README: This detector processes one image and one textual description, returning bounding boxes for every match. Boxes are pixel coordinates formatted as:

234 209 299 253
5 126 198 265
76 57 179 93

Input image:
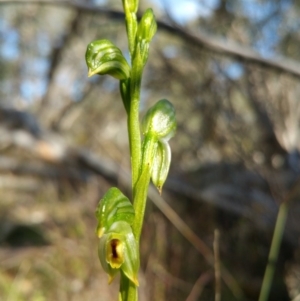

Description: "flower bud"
141 99 176 193
136 8 157 44
135 9 157 66
151 140 171 194
85 39 130 80
142 99 176 142
95 187 135 238
122 0 138 13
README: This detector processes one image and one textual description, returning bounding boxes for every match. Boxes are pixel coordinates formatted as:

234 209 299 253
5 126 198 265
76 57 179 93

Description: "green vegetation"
85 1 176 300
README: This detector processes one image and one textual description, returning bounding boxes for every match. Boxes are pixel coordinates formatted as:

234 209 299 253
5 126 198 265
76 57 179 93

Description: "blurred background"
0 0 300 300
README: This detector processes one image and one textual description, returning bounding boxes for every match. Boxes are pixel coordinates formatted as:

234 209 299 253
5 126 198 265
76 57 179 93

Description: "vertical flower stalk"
85 1 176 300
128 7 157 191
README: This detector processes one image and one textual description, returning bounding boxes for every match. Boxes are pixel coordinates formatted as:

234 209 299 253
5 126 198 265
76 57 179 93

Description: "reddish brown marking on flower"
111 239 119 259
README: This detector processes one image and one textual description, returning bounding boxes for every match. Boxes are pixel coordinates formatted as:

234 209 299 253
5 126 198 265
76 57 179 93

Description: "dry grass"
0 176 215 301
1 173 296 301
0 178 122 301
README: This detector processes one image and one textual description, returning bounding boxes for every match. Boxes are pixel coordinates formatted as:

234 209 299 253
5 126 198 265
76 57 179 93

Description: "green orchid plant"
85 1 176 300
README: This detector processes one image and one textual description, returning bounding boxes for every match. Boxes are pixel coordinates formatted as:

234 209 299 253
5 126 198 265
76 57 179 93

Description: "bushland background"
0 1 300 300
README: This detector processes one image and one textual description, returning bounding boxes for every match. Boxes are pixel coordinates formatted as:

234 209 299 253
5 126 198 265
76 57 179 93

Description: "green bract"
85 39 130 80
95 187 135 238
142 99 176 142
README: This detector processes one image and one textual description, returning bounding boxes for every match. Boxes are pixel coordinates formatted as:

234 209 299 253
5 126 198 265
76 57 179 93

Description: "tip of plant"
88 68 95 77
108 275 115 284
97 227 105 238
157 186 162 195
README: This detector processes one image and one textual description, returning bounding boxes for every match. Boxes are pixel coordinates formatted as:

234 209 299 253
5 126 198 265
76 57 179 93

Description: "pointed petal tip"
97 227 105 238
108 275 115 284
157 186 162 195
108 276 113 284
88 69 95 77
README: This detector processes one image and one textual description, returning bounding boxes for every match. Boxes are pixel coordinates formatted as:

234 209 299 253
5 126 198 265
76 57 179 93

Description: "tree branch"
1 0 300 78
38 9 84 118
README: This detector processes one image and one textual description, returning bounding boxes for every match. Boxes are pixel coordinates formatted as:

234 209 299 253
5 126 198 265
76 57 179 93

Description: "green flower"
141 99 176 192
96 188 139 286
98 222 139 286
142 99 176 142
151 140 171 194
85 39 130 79
95 187 135 238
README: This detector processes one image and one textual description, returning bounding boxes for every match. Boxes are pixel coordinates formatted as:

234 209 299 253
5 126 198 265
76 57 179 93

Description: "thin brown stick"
185 272 213 301
147 187 244 299
213 229 221 301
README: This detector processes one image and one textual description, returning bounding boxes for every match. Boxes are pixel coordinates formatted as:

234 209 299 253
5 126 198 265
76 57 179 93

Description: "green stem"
120 272 137 301
122 115 142 301
122 10 143 301
258 201 289 301
128 51 145 192
121 148 153 301
124 137 155 301
132 135 156 241
128 82 142 191
122 0 141 192
122 67 142 301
